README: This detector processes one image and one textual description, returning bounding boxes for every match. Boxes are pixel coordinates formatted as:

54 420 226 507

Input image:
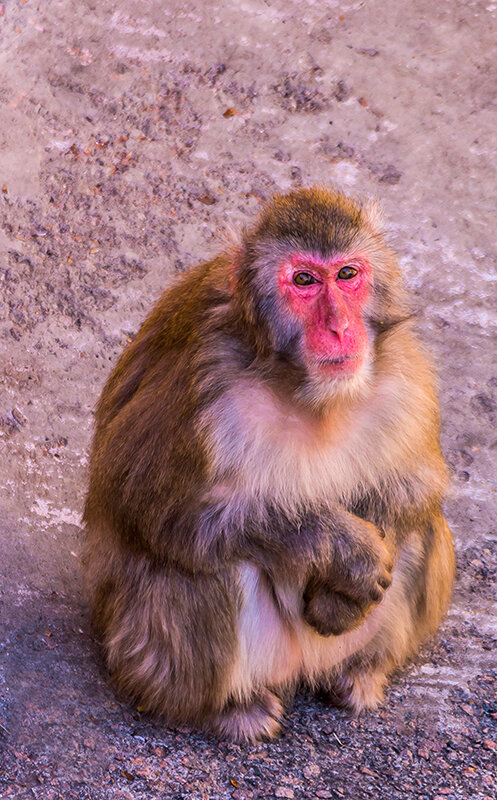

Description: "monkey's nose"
329 317 349 343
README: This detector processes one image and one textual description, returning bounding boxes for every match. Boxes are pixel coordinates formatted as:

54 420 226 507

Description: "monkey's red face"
277 253 372 378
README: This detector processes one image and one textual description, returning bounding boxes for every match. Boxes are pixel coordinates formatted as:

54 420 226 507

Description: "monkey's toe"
378 573 392 590
320 669 386 713
209 690 283 743
347 670 386 713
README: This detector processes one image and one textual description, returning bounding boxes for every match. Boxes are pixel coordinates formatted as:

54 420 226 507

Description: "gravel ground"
0 1 496 798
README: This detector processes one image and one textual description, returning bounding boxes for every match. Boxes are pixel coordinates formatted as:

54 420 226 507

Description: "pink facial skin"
277 253 372 377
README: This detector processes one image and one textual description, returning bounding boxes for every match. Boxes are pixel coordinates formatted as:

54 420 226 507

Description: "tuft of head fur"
249 187 362 255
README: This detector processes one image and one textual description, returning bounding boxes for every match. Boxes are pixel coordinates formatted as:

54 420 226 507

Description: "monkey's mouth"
319 355 358 366
315 354 362 378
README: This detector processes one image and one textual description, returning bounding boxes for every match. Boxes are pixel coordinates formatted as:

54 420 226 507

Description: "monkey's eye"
293 271 318 287
337 266 358 280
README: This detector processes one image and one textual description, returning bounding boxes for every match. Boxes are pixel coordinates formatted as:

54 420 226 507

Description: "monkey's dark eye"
337 266 358 280
293 272 317 286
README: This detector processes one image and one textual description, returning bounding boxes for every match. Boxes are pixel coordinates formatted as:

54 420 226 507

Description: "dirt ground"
0 1 496 798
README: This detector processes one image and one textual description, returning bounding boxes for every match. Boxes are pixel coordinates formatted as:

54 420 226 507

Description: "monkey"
83 187 455 742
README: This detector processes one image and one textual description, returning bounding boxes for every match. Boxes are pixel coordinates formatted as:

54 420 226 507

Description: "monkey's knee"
92 563 239 725
415 515 455 636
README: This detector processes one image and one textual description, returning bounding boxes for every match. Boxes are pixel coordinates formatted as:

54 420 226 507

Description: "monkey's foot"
321 670 386 714
209 690 283 743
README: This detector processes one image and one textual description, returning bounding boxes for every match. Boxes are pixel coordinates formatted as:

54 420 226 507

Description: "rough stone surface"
0 1 496 798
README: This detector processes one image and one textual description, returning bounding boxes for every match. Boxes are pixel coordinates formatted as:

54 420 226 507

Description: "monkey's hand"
302 523 393 637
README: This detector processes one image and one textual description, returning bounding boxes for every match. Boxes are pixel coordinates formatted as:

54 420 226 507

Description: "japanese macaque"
83 187 455 742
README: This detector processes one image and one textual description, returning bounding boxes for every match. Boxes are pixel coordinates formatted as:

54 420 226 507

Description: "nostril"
329 318 349 335
329 322 349 343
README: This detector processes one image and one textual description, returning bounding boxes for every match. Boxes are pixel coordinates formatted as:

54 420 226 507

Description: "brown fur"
83 188 455 741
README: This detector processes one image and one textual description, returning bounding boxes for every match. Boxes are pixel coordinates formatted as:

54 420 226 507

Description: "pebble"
275 787 294 799
303 764 321 778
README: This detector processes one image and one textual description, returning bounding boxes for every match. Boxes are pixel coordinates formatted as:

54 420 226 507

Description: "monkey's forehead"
251 188 363 257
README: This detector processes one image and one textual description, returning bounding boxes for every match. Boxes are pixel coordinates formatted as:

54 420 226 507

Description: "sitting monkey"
84 187 455 741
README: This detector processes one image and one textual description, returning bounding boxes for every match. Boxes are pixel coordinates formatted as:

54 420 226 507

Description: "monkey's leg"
202 562 301 742
321 512 455 713
87 546 242 727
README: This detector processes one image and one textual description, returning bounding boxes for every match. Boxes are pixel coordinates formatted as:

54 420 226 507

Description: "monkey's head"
232 187 408 403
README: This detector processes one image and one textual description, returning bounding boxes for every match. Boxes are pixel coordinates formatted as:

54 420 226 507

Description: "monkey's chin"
301 354 372 409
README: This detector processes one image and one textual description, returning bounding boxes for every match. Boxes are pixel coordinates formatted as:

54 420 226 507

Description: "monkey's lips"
316 354 361 376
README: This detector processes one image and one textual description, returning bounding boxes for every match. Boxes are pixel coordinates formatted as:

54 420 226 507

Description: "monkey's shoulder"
139 256 231 350
95 257 233 427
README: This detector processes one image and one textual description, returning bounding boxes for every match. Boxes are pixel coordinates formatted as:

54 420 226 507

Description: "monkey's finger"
368 585 384 603
378 573 392 590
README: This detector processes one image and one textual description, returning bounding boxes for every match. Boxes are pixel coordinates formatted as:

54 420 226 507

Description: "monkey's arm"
301 514 393 638
178 498 393 637
246 503 393 637
87 421 392 639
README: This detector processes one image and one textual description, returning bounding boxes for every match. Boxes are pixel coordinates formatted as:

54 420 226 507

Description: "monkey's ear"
361 199 386 234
